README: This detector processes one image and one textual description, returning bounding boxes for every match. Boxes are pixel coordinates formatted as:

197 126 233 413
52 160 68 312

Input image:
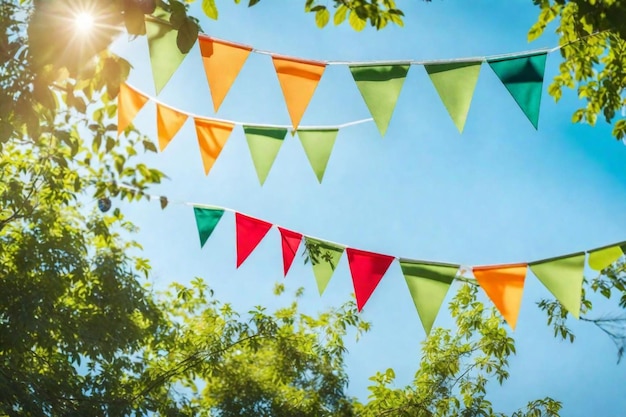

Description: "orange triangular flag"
193 117 234 175
473 263 527 330
198 36 252 112
272 55 326 130
118 83 149 136
156 103 188 151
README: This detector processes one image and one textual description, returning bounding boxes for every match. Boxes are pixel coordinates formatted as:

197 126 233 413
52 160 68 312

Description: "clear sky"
112 1 626 415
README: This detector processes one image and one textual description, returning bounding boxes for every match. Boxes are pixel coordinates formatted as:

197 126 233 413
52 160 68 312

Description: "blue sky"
112 1 626 415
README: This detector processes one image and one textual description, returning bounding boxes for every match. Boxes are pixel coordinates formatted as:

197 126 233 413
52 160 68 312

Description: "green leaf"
124 2 147 36
176 18 198 54
248 0 261 7
143 140 157 153
334 5 348 25
315 8 330 28
349 11 366 31
202 0 218 20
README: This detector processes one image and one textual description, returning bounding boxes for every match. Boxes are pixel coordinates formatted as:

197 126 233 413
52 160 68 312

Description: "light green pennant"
349 64 410 136
424 61 482 133
304 237 345 295
193 207 225 248
146 11 189 95
243 126 288 185
297 129 339 183
530 252 585 318
588 245 624 271
399 259 458 335
488 52 547 129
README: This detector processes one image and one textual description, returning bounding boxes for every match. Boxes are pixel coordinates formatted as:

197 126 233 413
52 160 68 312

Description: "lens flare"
74 12 94 32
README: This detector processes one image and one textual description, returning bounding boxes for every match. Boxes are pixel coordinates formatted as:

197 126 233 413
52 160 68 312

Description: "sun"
74 12 95 33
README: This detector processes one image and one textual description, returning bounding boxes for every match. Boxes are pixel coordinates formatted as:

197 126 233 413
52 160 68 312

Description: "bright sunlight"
74 12 94 33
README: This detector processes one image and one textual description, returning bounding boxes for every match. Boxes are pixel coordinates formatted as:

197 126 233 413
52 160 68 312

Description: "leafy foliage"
529 0 626 140
355 285 562 417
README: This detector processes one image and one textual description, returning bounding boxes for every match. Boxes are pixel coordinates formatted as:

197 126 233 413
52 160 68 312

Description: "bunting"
400 260 457 335
235 213 273 268
243 126 288 185
272 56 326 130
424 61 481 133
145 11 189 95
530 252 585 318
156 103 188 151
278 227 303 276
349 64 410 136
473 263 527 330
156 197 625 332
347 248 395 311
198 36 252 112
588 244 624 271
297 129 339 183
304 237 345 295
117 83 149 136
193 207 225 248
193 117 235 175
488 52 547 129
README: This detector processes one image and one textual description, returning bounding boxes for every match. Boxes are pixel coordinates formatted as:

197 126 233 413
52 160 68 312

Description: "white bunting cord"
113 184 625 270
124 83 373 130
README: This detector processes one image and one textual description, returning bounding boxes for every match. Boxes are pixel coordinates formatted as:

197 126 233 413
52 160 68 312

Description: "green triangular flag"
349 64 410 136
193 207 225 248
399 259 458 335
488 52 547 129
146 11 189 95
424 61 482 133
588 245 624 271
530 252 585 318
243 126 288 185
304 237 345 295
297 129 339 183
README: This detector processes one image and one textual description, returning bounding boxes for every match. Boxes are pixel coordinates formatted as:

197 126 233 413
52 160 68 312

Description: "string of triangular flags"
118 83 372 184
144 15 557 133
128 189 625 335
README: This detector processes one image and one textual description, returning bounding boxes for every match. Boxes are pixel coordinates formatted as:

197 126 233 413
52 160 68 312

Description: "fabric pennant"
156 103 188 151
304 237 345 295
349 64 410 136
194 117 234 175
118 83 149 136
588 244 624 271
472 263 527 330
193 207 225 248
424 61 482 133
297 129 339 183
243 126 288 185
346 248 395 312
278 227 303 277
488 52 547 129
145 11 189 95
530 252 585 318
400 259 458 335
272 56 326 130
198 36 252 112
235 212 273 268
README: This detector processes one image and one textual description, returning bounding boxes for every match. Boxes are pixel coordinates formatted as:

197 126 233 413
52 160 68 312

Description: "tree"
529 0 626 140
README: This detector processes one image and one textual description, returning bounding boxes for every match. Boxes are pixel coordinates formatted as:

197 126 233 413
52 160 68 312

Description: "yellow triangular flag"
193 117 234 175
118 83 149 136
272 55 326 130
156 103 188 152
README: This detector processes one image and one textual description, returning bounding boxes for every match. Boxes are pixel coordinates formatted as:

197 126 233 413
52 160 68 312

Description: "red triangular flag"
346 248 395 311
277 227 302 277
235 212 273 268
